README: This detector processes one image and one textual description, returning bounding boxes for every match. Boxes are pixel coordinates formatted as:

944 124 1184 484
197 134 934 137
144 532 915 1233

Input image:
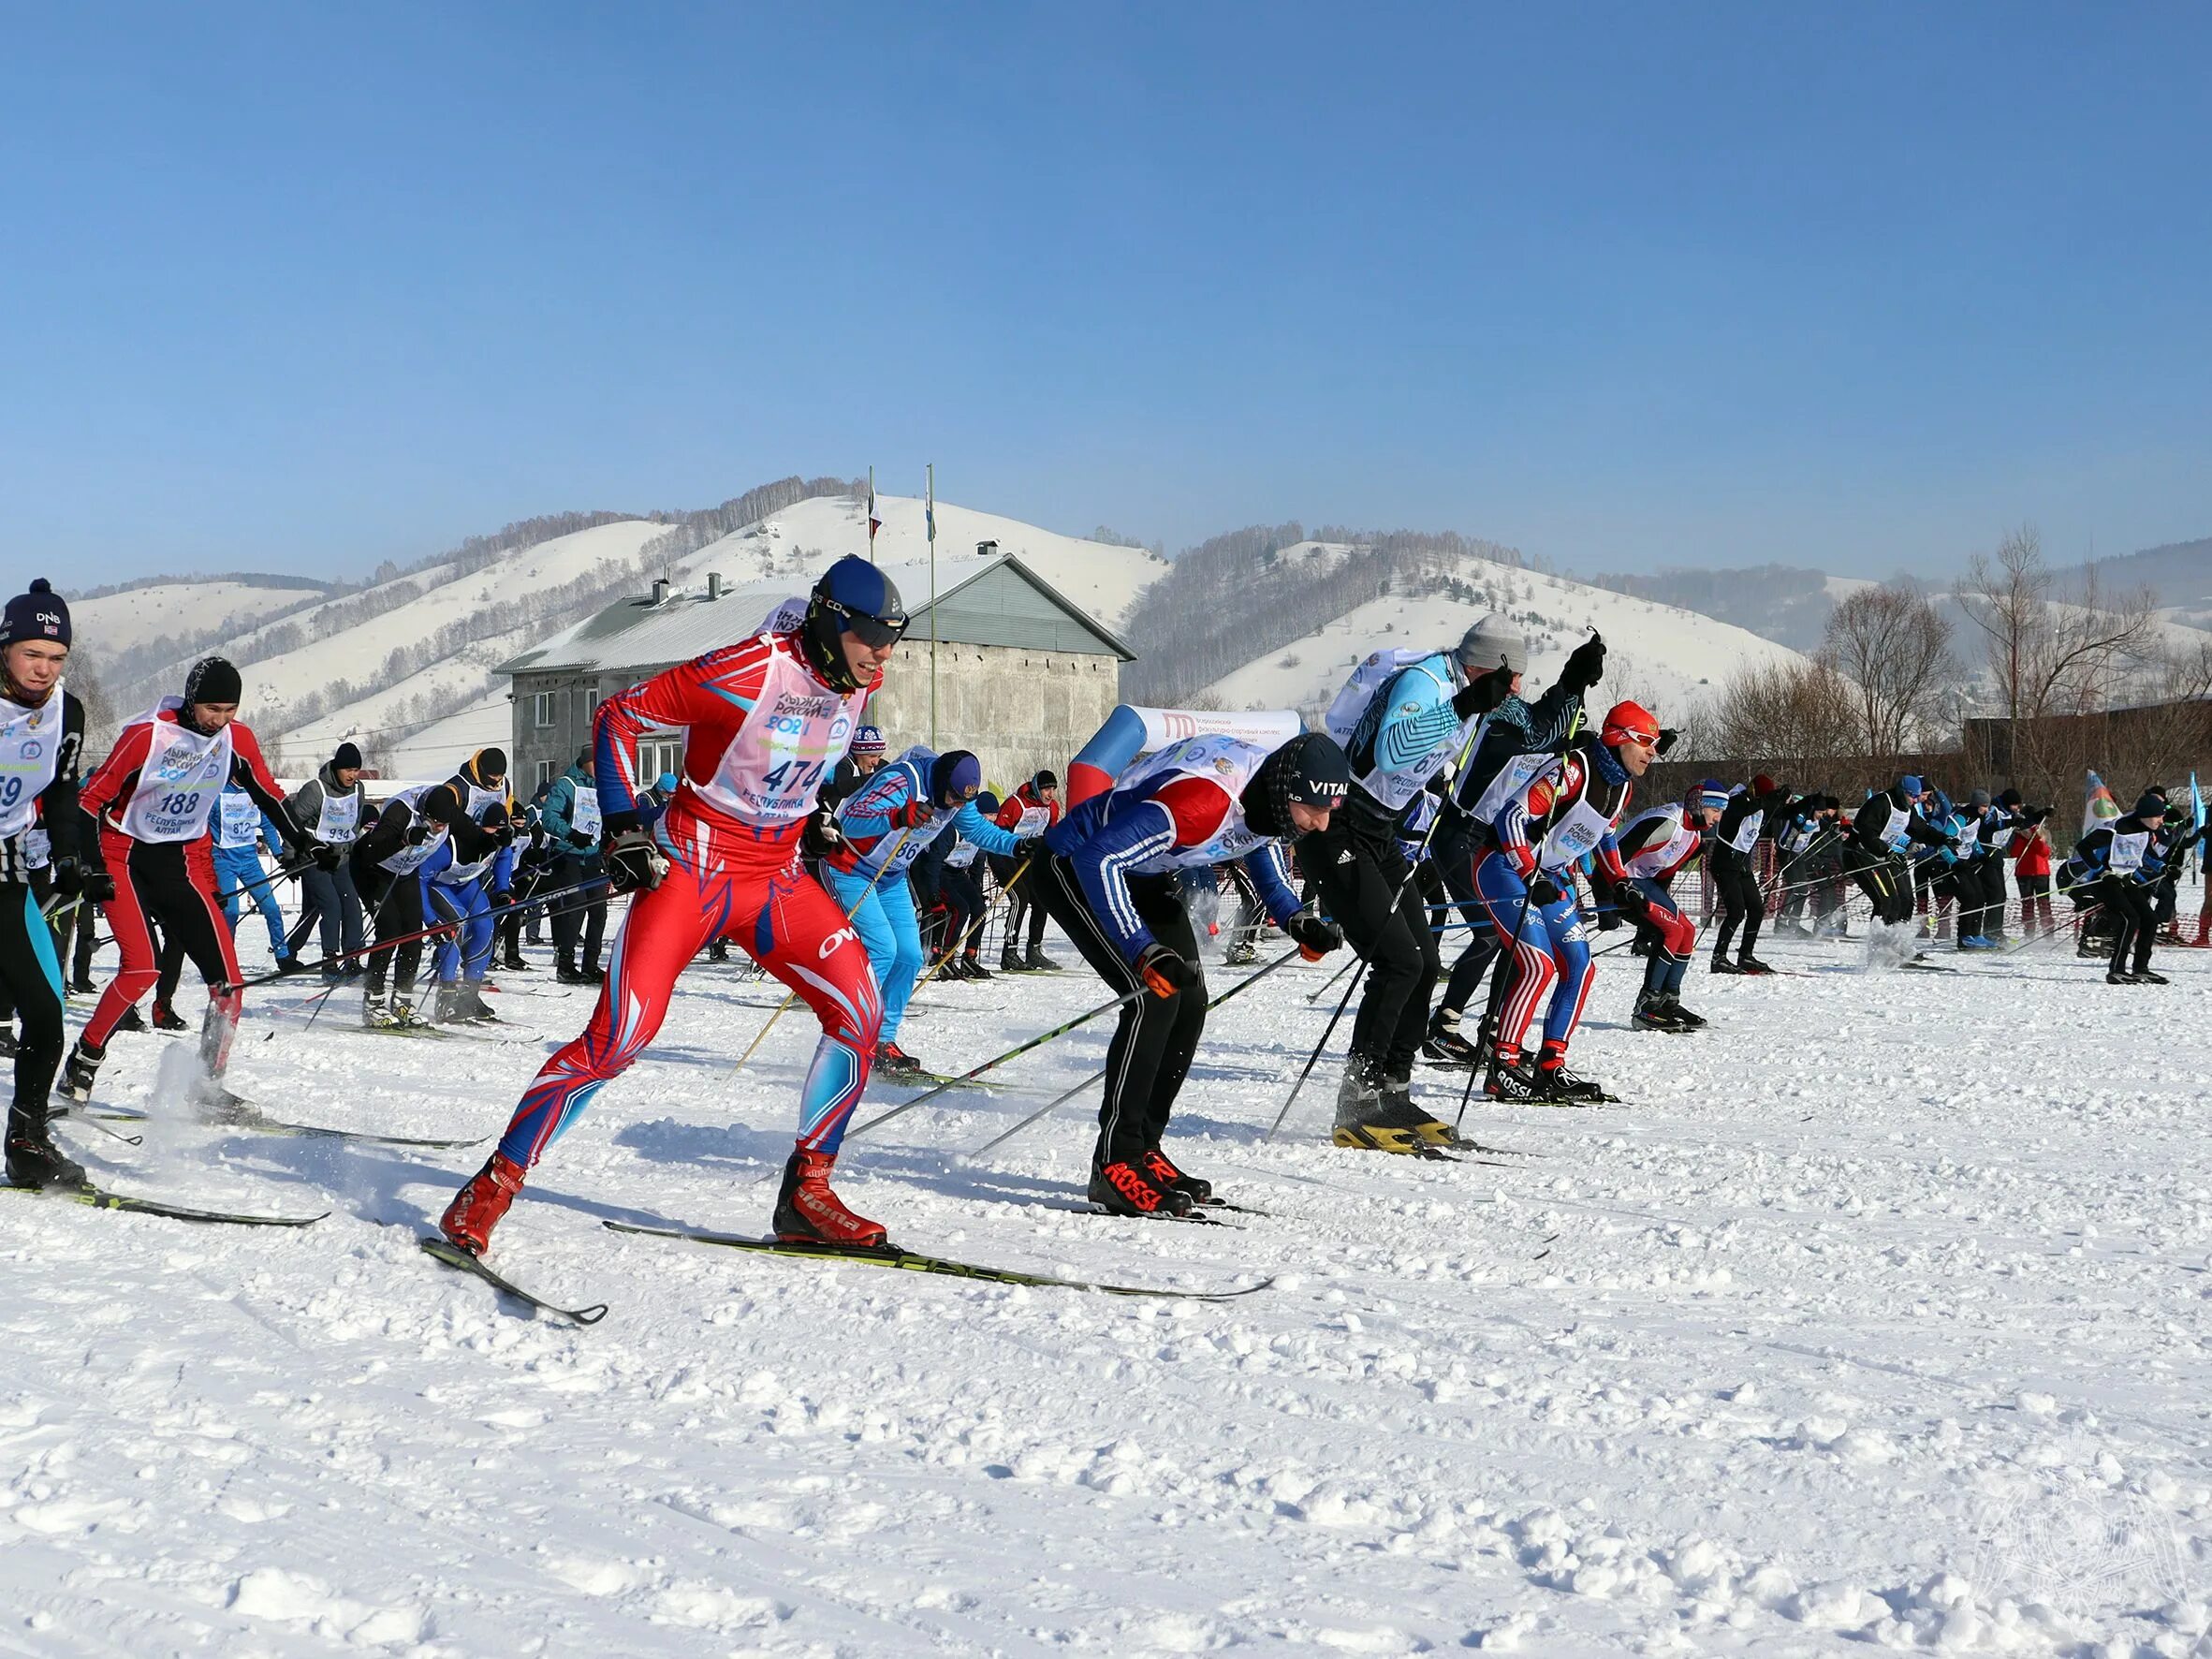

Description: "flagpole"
927 462 938 747
866 465 876 564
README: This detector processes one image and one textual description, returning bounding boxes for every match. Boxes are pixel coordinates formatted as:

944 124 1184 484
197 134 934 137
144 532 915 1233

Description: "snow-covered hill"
75 579 329 658
1199 548 1810 726
657 494 1164 634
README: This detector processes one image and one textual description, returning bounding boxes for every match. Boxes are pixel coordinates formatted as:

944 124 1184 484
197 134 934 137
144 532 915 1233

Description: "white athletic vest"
1326 651 1476 810
22 826 48 870
1780 815 1818 856
1875 800 1912 854
1724 805 1764 855
439 799 509 884
695 638 864 830
1619 804 1698 878
568 783 603 840
316 787 362 844
215 790 262 850
945 838 981 870
1014 805 1050 835
1469 749 1557 831
119 705 233 844
378 785 449 875
1537 786 1618 872
1113 735 1273 875
0 685 65 841
2108 829 2149 876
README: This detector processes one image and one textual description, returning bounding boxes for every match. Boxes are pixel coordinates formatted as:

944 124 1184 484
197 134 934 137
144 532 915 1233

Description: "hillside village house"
494 553 1135 796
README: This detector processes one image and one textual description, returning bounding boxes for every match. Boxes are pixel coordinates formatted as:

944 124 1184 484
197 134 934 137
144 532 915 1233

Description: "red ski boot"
440 1152 525 1256
773 1150 887 1248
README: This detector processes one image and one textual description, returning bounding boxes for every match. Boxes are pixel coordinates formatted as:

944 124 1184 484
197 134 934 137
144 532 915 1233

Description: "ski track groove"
6 927 2211 1653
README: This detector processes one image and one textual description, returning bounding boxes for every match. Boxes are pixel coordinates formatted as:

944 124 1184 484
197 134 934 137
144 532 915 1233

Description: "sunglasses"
826 598 908 647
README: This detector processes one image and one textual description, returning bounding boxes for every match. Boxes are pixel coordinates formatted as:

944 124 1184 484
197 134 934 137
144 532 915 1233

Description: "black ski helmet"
1243 731 1352 838
801 556 908 693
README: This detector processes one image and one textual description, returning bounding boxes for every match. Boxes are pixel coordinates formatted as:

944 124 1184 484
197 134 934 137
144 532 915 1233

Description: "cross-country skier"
1474 699 1659 1103
821 724 886 810
1425 619 1607 1064
1033 729 1349 1204
211 777 301 972
0 581 93 1187
993 770 1063 971
438 555 905 1256
827 744 1025 1078
2064 792 2174 984
65 657 337 1103
1841 775 1952 929
283 741 370 980
424 748 515 1022
1314 622 1531 1145
541 750 608 983
1708 774 1790 975
1604 782 1718 1031
353 778 502 1029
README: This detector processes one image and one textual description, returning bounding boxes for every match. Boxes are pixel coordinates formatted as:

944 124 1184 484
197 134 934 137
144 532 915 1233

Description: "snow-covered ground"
1203 555 1809 726
16 874 2212 1656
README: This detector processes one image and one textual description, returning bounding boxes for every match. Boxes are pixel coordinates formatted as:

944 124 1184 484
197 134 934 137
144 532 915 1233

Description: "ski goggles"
824 597 909 647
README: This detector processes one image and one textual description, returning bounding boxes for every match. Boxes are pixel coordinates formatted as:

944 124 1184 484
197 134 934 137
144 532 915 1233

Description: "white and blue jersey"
835 746 1022 881
1043 734 1302 962
1329 650 1478 816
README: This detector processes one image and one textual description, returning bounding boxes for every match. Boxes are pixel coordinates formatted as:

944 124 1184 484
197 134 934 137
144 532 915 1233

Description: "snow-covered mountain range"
75 488 2212 782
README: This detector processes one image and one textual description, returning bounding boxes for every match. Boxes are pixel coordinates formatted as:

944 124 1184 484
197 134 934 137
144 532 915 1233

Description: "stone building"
493 553 1135 796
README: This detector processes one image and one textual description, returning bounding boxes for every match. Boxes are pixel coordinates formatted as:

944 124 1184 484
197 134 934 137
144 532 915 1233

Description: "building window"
586 688 601 716
533 691 554 728
638 734 681 781
535 759 552 790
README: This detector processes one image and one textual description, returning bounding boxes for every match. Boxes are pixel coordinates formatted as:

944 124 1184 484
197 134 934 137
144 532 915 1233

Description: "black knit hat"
1242 732 1352 839
332 741 363 771
0 580 70 650
183 656 242 706
1033 769 1060 791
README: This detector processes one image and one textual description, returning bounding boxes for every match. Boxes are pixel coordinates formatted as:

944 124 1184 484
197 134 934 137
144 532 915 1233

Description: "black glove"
406 821 435 845
1529 874 1563 905
489 888 513 911
81 868 116 905
51 856 83 898
1450 663 1516 721
1010 837 1046 864
800 804 844 861
1282 907 1343 959
1559 633 1606 695
605 829 668 894
566 830 595 851
1135 940 1199 997
297 839 341 872
2026 806 2052 828
1655 728 1679 756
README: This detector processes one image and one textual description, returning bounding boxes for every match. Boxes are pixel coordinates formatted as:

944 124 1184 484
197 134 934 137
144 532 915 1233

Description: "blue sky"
5 3 2207 592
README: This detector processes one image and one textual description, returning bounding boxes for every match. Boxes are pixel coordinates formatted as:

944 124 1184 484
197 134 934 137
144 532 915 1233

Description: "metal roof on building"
494 552 1135 680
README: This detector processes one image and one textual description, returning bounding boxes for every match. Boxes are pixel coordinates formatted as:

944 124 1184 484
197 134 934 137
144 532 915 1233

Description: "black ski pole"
845 984 1149 1142
963 944 1305 1161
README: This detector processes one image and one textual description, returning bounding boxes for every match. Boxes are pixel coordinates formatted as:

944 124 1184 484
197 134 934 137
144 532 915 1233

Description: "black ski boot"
1534 1048 1607 1105
61 1037 102 1102
1709 955 1743 976
5 1103 85 1190
1222 941 1257 966
1000 945 1026 974
1024 947 1062 972
1140 1146 1213 1206
1735 954 1775 976
1661 993 1707 1030
151 999 188 1032
2106 967 2144 985
113 1004 147 1034
1485 1055 1543 1104
1090 1156 1192 1218
1631 991 1680 1032
961 953 993 980
1421 1010 1482 1066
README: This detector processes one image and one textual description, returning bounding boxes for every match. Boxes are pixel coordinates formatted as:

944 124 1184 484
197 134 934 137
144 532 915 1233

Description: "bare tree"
1709 657 1860 770
1956 525 2159 727
1819 584 1956 766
